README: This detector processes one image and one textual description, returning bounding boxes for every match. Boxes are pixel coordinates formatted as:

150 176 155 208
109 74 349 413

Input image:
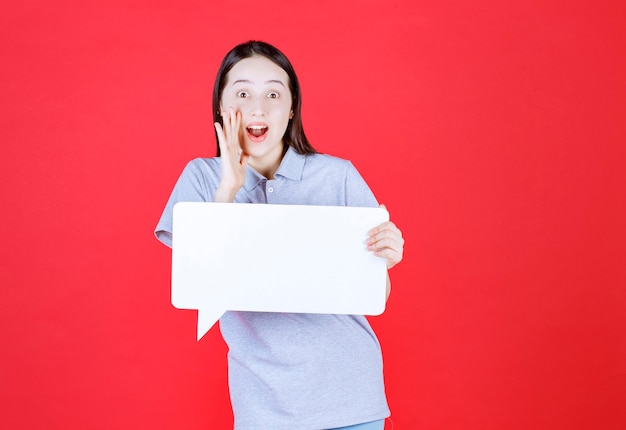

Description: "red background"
2 1 625 429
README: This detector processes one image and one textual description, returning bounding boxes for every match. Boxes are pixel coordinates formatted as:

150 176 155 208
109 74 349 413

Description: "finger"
368 236 401 251
239 152 250 168
367 225 403 246
234 110 243 153
367 231 404 263
223 112 234 144
214 122 228 153
223 107 243 155
368 221 399 236
228 106 239 138
234 108 241 132
373 247 403 269
368 242 404 263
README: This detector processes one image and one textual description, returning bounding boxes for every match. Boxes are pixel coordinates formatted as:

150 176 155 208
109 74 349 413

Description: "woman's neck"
249 144 288 179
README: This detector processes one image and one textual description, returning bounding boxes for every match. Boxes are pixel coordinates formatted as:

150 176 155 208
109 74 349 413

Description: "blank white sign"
172 202 389 340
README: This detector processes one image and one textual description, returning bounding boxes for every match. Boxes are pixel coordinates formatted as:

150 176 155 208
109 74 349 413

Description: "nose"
247 97 265 117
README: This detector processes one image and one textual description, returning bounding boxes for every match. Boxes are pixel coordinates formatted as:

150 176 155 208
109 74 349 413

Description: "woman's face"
220 55 292 172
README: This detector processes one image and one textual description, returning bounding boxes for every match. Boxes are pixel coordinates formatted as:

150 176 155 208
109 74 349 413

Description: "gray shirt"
155 147 390 429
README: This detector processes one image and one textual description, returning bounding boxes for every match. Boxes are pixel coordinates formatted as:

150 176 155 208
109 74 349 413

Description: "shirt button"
268 187 274 193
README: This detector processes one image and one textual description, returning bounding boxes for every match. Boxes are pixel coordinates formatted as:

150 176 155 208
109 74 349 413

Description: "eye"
268 91 279 99
236 91 249 98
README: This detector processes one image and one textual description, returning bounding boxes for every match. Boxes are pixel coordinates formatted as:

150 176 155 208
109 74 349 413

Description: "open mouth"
246 125 268 140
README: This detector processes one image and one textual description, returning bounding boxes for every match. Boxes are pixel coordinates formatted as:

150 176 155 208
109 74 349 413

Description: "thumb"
240 153 250 168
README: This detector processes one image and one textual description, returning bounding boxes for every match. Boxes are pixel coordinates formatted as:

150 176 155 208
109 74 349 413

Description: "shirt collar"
275 146 306 181
243 146 306 191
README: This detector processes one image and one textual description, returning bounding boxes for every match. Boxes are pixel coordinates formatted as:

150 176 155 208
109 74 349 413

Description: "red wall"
2 1 625 429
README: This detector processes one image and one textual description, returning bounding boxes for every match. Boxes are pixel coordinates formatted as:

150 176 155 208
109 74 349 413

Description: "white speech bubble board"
172 202 389 340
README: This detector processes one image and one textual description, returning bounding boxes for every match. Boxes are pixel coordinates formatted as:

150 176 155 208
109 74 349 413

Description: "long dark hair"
212 41 316 156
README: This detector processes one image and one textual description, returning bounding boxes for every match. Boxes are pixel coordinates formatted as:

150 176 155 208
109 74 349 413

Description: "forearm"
213 183 239 202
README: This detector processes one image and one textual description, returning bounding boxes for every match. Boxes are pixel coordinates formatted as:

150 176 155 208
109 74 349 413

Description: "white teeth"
248 125 267 130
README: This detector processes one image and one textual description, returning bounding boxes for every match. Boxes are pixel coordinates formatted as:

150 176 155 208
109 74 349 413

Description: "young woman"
155 41 404 430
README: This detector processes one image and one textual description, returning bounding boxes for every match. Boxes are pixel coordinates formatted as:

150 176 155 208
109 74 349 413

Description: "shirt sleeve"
344 161 379 208
154 159 216 248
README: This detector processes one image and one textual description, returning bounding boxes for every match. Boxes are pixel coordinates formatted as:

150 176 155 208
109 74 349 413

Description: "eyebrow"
231 79 286 87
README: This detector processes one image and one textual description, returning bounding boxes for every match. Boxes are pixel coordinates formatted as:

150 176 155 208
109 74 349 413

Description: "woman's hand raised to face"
367 205 404 269
214 107 250 202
